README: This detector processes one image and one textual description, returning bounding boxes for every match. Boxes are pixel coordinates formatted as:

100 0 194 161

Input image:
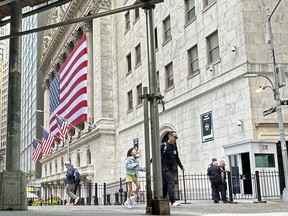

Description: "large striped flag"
41 129 55 156
49 34 88 136
57 115 69 143
32 139 42 162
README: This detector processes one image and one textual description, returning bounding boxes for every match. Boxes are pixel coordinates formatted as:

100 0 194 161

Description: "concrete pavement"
1 199 288 216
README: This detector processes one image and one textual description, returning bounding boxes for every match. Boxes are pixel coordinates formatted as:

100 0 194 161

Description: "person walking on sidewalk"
124 147 145 209
161 131 184 207
65 161 80 205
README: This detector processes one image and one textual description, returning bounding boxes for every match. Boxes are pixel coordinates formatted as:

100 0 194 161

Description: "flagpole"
56 114 81 133
40 125 61 140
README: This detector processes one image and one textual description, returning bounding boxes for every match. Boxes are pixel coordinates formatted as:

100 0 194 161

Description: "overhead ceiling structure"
0 0 61 20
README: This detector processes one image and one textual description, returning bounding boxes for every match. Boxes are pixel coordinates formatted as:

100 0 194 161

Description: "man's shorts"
126 174 137 183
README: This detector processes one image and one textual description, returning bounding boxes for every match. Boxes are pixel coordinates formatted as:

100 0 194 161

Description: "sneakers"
124 199 132 209
130 195 137 205
74 197 80 205
171 202 180 207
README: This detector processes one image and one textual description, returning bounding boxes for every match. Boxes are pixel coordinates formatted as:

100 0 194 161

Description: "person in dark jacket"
219 160 228 203
65 161 80 205
161 131 184 206
207 161 224 203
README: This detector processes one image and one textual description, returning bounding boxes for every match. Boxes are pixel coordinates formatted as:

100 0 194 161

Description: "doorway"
241 152 252 194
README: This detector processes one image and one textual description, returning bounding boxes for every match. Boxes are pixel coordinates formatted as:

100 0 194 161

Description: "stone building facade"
37 0 288 199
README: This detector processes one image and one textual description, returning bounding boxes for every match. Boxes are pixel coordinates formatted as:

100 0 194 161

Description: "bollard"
80 197 85 205
119 178 124 204
181 169 191 204
106 194 112 205
114 192 121 205
64 199 67 206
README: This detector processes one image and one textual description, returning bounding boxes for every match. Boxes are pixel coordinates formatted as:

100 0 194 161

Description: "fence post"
254 171 266 203
181 169 190 204
119 177 123 204
94 183 98 205
88 183 92 205
103 183 107 205
227 171 236 203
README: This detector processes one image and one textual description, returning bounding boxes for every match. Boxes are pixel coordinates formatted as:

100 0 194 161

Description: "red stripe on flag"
49 34 88 136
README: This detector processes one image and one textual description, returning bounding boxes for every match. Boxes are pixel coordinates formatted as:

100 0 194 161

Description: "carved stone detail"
82 20 93 33
89 0 111 14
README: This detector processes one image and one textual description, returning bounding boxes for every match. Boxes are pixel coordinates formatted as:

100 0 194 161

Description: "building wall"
37 0 288 199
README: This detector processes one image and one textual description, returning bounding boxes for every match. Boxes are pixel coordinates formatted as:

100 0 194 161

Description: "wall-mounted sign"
200 111 214 143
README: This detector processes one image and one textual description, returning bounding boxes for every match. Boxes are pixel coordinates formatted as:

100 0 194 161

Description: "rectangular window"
134 7 140 21
255 153 275 168
188 45 199 75
136 83 142 105
207 31 220 64
127 90 133 111
126 53 132 73
125 11 130 31
135 44 141 66
165 62 174 88
163 16 171 42
154 27 158 49
204 0 215 8
186 0 196 22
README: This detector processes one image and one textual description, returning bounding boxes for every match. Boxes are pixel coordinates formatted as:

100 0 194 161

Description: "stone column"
0 0 27 210
42 80 51 129
83 21 94 125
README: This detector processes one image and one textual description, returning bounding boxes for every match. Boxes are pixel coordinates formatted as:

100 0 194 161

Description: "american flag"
49 34 88 136
41 129 55 156
32 139 42 162
57 116 69 143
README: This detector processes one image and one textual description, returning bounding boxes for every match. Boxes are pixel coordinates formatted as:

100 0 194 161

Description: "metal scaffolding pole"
143 1 170 214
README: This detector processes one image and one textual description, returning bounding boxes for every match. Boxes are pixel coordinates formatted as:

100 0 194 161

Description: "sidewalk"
1 199 288 216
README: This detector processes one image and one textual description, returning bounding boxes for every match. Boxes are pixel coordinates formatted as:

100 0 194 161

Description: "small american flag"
49 34 88 136
32 139 42 162
57 116 69 143
41 129 55 156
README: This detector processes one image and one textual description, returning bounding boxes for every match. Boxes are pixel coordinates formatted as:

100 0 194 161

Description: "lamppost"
244 72 288 200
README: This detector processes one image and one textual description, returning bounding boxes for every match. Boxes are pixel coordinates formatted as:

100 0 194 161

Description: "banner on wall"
200 111 214 143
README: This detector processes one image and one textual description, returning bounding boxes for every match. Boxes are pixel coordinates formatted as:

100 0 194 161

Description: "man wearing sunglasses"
161 131 184 207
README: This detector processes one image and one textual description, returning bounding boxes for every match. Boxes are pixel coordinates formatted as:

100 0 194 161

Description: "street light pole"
266 0 288 200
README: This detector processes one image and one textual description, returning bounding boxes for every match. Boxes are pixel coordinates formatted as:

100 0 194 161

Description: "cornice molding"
89 0 111 14
39 0 86 76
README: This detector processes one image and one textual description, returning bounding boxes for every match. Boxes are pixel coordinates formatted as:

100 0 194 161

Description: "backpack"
74 169 81 183
161 142 167 159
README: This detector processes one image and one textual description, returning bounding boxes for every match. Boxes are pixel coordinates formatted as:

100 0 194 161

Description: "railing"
27 170 282 205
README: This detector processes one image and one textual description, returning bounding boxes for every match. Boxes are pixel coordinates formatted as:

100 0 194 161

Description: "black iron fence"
27 170 282 205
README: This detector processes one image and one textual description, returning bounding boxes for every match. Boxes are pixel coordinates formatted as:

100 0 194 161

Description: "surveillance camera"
237 120 242 126
231 46 237 52
209 66 214 72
